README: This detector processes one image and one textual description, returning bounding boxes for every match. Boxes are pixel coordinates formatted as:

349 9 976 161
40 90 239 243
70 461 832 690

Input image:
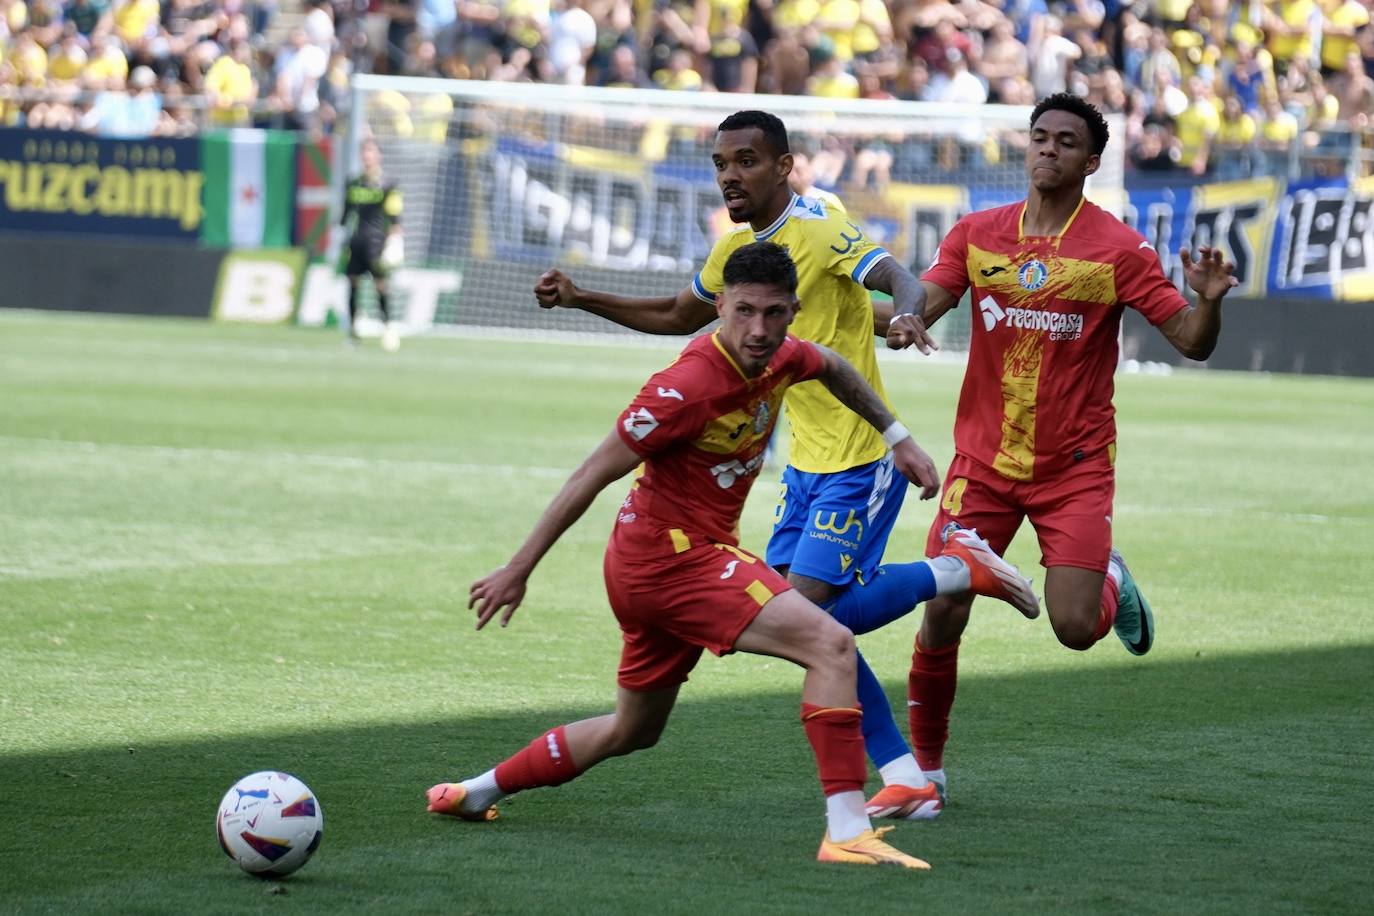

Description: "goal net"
345 75 1126 352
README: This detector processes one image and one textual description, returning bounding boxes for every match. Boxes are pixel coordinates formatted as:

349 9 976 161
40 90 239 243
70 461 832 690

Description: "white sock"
922 767 947 789
928 555 971 595
825 791 873 843
460 768 506 812
878 753 929 788
1107 554 1124 590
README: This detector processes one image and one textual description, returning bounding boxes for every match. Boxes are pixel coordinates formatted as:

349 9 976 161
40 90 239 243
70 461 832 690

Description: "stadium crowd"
1 0 1372 176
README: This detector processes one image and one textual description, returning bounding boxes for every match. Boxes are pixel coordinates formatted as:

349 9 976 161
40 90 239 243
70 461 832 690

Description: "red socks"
801 704 865 796
908 638 959 772
494 726 582 793
1094 574 1121 642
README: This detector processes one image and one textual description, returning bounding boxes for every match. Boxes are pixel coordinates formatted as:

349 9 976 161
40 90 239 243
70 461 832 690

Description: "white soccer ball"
216 771 324 878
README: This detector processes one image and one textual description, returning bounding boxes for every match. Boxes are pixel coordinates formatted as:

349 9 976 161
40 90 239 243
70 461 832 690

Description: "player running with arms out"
341 138 404 352
430 243 1036 866
533 111 1030 822
882 92 1238 801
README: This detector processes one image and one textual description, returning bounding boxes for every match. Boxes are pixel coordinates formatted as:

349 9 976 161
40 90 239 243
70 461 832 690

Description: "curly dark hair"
716 110 791 159
1030 93 1110 155
722 241 798 296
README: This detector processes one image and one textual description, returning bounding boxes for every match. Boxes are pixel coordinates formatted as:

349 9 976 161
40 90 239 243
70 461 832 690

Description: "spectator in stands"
1226 40 1274 114
706 6 757 92
48 31 89 85
1319 0 1370 75
545 0 595 84
653 46 703 89
806 48 859 98
1258 90 1301 156
928 45 986 105
205 38 256 125
65 0 112 40
1131 122 1178 171
1175 73 1220 175
1332 48 1374 126
1213 92 1259 178
83 63 161 135
1264 0 1320 77
274 26 328 131
978 18 1029 96
598 42 651 87
1029 15 1080 98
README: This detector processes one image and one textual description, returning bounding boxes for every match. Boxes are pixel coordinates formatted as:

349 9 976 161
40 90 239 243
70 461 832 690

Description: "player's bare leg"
1044 554 1152 655
735 591 929 869
427 686 679 820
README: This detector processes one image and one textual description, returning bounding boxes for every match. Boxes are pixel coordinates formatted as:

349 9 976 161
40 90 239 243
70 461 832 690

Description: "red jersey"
923 198 1188 482
612 332 826 558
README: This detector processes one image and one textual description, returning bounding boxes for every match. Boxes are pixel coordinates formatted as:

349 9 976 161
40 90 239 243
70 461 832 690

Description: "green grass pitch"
2 309 1371 915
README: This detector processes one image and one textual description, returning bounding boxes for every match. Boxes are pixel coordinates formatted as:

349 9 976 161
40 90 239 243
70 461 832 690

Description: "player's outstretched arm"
865 258 939 354
469 431 641 631
874 279 961 351
534 269 717 335
814 345 941 499
1158 245 1239 361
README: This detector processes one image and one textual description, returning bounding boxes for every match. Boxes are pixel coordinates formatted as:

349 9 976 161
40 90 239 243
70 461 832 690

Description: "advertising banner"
0 127 202 239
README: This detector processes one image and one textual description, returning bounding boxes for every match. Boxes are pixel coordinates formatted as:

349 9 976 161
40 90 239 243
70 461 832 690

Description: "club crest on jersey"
752 401 771 434
1018 259 1049 291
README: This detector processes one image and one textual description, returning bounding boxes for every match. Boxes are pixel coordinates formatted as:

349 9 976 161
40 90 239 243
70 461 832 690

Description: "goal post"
345 74 1126 351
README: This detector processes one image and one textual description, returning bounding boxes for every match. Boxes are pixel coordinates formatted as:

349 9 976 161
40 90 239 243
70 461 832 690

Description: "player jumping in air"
533 111 1018 822
430 243 1038 866
882 93 1239 801
341 138 404 352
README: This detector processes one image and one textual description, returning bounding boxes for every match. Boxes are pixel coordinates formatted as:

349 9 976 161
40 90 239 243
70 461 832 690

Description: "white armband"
881 421 910 448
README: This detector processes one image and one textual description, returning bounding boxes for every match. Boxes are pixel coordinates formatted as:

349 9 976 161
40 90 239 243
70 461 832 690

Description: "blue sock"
855 649 909 768
826 562 938 637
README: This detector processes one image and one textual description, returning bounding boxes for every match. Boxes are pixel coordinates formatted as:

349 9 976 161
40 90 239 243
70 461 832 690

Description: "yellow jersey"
692 193 895 473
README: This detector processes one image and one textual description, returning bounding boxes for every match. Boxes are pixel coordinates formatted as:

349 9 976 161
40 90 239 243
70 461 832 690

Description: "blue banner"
0 128 202 240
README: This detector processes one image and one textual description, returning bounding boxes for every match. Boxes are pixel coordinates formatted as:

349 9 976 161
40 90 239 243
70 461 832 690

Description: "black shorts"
345 243 387 278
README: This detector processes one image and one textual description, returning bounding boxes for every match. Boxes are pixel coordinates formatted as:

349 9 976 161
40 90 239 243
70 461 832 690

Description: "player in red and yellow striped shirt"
884 93 1239 801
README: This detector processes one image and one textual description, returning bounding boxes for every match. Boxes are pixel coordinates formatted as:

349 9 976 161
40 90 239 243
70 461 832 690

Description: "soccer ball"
216 771 324 878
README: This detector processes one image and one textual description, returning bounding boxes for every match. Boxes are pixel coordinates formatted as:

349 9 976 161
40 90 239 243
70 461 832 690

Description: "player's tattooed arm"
535 270 716 335
865 258 938 355
814 345 941 498
469 431 641 630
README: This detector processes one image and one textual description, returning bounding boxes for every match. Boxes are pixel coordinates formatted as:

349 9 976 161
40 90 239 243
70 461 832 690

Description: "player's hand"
886 312 939 355
1180 246 1239 302
891 438 941 500
535 269 579 310
469 565 529 630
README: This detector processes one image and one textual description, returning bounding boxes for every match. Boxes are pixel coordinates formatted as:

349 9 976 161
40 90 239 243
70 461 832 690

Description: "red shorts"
604 536 792 692
924 451 1115 572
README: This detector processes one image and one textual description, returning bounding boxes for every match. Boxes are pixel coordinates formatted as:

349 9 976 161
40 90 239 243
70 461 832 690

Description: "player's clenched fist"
535 269 579 310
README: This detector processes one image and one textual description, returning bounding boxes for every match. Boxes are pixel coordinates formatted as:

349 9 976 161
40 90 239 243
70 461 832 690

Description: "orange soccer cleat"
817 827 931 870
425 783 499 822
865 782 943 820
940 527 1040 619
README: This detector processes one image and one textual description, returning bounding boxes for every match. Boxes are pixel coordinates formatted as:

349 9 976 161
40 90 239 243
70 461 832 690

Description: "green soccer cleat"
1111 548 1154 656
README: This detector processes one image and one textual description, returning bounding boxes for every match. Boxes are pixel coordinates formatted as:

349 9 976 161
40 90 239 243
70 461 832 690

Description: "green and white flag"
202 129 296 248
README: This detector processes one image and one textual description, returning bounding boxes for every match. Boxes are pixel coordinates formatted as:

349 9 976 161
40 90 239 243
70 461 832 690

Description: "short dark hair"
716 110 790 158
723 241 798 297
1030 93 1110 155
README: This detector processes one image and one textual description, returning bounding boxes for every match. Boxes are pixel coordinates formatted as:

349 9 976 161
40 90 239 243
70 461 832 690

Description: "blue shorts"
765 453 908 587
